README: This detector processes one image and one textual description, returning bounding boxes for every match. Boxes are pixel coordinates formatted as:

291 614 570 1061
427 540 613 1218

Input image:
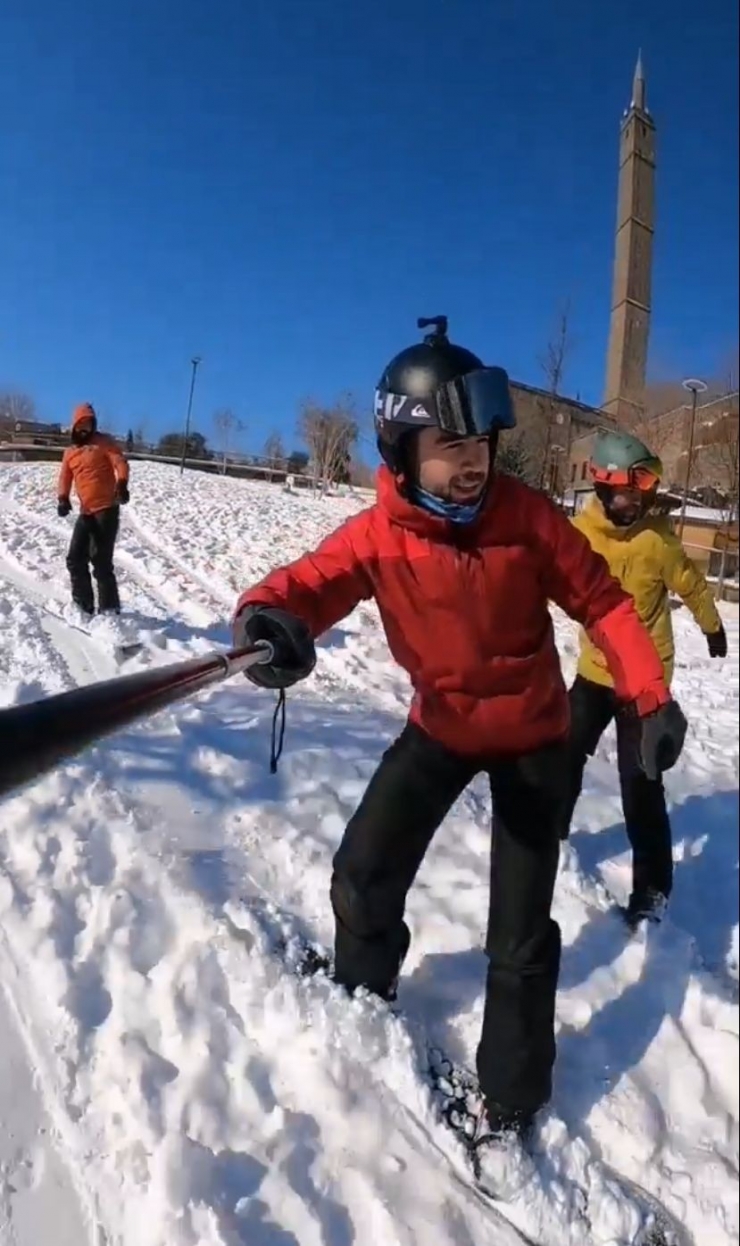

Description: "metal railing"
0 436 322 488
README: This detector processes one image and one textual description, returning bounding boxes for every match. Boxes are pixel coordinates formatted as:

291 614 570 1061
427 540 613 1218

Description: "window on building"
581 461 589 480
570 462 576 483
708 550 739 582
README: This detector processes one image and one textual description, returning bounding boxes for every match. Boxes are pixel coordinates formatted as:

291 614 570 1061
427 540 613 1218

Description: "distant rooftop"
510 379 616 428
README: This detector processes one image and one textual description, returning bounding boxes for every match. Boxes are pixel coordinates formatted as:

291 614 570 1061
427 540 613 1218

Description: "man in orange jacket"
231 317 688 1154
57 403 130 615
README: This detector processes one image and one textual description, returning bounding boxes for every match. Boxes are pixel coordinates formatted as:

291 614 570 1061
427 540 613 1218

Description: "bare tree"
348 456 375 488
721 346 739 396
692 405 740 595
263 432 286 482
497 431 530 482
0 390 37 427
299 394 358 488
639 381 691 420
213 408 245 473
626 361 740 494
286 449 310 475
621 403 680 489
534 301 573 492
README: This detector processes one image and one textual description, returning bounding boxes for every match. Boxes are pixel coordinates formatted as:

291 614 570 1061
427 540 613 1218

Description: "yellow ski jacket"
572 498 722 688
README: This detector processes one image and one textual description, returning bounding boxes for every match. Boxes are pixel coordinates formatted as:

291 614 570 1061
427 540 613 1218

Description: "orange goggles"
590 461 661 493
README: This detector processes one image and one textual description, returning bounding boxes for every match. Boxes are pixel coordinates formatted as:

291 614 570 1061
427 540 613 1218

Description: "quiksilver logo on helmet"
410 404 428 419
375 392 421 424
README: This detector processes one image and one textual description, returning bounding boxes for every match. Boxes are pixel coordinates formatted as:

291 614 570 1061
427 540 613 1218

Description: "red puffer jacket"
235 468 669 758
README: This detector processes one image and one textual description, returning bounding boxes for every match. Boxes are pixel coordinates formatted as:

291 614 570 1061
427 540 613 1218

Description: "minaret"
603 53 656 424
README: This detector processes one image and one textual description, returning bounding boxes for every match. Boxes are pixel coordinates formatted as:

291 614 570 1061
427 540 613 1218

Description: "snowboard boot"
476 1101 535 1148
296 942 402 1003
471 1101 537 1198
64 601 94 626
624 887 668 929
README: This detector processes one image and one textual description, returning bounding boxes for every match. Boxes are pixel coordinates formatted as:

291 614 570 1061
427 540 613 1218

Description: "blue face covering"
410 484 485 525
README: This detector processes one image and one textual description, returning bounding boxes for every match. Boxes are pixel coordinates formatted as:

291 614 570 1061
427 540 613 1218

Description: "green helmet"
590 429 662 488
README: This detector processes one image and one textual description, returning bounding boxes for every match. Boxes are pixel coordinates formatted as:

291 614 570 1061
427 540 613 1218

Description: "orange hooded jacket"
57 404 129 515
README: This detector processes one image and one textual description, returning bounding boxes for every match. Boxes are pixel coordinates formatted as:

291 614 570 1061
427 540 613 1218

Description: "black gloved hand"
706 625 727 659
636 699 688 782
115 481 130 505
57 497 71 518
234 606 316 690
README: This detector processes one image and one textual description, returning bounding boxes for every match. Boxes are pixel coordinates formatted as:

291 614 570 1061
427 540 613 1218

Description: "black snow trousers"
560 676 673 898
66 507 121 615
330 722 564 1117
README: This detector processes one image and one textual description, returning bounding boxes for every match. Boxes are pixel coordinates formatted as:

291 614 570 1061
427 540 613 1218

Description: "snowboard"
286 936 689 1246
53 609 144 664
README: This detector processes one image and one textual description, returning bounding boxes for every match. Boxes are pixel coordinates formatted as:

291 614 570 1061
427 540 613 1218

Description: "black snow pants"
66 507 121 615
330 722 564 1117
560 676 673 898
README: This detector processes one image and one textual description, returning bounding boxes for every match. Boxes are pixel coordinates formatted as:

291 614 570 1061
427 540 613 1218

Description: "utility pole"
180 356 202 476
678 377 708 541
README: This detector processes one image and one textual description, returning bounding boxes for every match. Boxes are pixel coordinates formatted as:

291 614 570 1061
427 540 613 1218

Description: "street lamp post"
180 356 202 476
678 377 708 541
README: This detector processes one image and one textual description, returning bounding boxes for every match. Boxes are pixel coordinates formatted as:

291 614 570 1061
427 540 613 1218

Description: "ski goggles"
375 366 516 438
590 457 662 492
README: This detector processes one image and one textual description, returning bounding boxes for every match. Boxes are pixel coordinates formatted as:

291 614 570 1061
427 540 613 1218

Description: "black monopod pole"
0 642 273 800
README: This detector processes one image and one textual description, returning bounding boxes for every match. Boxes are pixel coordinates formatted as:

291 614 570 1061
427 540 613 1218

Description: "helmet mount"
417 315 449 345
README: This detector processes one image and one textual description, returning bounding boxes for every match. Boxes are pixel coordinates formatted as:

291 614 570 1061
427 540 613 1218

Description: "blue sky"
1 0 737 460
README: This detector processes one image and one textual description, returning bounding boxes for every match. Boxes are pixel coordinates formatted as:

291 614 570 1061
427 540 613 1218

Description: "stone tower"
603 54 656 424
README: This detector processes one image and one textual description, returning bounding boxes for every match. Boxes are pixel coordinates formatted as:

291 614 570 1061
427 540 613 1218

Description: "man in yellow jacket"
560 429 728 926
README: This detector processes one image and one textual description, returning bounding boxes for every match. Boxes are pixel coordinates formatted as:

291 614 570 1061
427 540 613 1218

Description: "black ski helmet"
374 316 516 474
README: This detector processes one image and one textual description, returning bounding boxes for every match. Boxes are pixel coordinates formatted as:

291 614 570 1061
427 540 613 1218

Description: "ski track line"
0 502 226 655
0 495 210 632
0 562 126 1241
0 557 114 687
125 513 412 716
0 936 108 1246
0 515 75 605
122 513 235 611
561 845 740 1010
0 503 184 630
113 546 220 631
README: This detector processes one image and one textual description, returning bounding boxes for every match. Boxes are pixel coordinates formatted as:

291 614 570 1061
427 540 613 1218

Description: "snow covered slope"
0 462 737 1246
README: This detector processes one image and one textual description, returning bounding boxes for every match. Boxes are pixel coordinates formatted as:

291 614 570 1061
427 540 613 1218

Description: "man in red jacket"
233 317 686 1152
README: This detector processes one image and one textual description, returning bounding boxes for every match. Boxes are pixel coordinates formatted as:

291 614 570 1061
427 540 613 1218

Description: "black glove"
115 481 130 505
706 625 727 659
635 699 688 782
234 606 316 690
57 497 71 518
